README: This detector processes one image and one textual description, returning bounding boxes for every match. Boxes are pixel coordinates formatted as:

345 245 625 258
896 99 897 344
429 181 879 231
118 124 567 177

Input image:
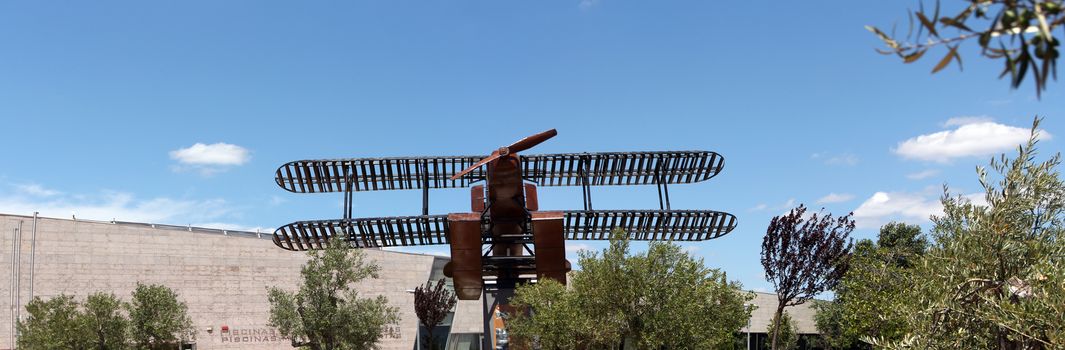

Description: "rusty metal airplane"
271 129 737 347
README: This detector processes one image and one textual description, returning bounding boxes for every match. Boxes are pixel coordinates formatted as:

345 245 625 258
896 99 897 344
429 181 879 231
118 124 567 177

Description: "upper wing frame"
521 150 723 187
275 151 724 193
275 156 485 193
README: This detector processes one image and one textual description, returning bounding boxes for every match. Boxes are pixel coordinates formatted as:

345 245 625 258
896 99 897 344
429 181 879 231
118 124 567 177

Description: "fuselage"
445 146 568 301
485 154 527 258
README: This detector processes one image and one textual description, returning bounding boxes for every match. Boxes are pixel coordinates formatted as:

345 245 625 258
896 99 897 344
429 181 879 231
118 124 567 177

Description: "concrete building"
747 291 820 330
740 292 828 350
0 213 482 350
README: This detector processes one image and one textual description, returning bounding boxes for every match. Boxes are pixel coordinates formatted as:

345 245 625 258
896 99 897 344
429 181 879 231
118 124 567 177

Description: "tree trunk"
424 326 434 350
771 305 784 350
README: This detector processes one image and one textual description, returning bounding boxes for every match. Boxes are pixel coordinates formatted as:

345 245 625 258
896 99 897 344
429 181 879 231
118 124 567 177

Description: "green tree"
877 119 1065 349
127 283 194 350
876 222 928 268
507 230 754 349
766 311 799 350
414 278 457 350
869 1 1065 97
815 223 929 348
81 292 130 350
507 279 586 349
268 237 400 350
812 299 850 350
17 295 90 350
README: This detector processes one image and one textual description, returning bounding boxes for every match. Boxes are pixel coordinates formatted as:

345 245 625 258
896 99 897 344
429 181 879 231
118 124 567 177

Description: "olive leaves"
869 1 1064 97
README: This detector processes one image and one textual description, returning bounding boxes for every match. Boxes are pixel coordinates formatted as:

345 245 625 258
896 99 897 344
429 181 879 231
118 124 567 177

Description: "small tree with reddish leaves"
762 204 854 350
414 279 457 350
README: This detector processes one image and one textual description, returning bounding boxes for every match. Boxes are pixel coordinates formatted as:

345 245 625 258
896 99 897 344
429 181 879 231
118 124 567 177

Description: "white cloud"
851 190 984 229
942 116 993 127
268 195 286 206
753 199 801 216
14 184 61 197
169 143 250 175
852 191 942 229
894 122 1049 162
0 183 242 227
754 197 800 217
906 169 940 180
579 0 599 10
811 152 859 166
566 243 593 253
170 143 250 165
194 222 273 233
753 199 801 214
816 193 854 204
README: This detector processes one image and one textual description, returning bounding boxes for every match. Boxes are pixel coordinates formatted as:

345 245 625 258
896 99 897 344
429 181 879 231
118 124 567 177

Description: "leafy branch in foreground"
869 0 1064 97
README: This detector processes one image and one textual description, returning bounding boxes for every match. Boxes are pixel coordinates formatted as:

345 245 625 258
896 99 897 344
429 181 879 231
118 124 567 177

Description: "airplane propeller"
450 128 558 180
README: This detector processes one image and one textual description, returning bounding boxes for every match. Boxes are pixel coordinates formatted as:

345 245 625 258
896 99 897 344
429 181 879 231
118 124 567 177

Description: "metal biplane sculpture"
271 129 737 347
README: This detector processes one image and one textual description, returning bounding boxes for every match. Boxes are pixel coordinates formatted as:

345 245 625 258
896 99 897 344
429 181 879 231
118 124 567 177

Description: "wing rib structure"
272 215 450 251
564 209 737 241
274 151 723 193
272 210 736 251
275 156 484 193
522 151 723 187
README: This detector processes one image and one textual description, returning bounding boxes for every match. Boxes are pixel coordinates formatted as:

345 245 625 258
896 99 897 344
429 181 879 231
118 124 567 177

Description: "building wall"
0 214 441 350
744 291 821 334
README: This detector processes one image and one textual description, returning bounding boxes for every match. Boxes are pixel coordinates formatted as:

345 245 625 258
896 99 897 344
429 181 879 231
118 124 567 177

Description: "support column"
482 285 515 350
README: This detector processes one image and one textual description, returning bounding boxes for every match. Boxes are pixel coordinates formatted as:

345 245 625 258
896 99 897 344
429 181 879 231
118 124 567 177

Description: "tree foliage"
876 222 929 268
17 289 186 350
17 295 90 350
414 278 457 350
268 237 399 350
127 283 194 350
875 119 1065 349
762 205 854 350
766 311 799 350
82 292 131 350
869 0 1065 97
815 223 929 348
812 299 850 350
507 230 753 349
507 279 586 349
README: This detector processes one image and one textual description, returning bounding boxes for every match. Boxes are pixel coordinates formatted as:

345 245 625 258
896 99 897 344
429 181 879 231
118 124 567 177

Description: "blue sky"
1 1 1062 293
